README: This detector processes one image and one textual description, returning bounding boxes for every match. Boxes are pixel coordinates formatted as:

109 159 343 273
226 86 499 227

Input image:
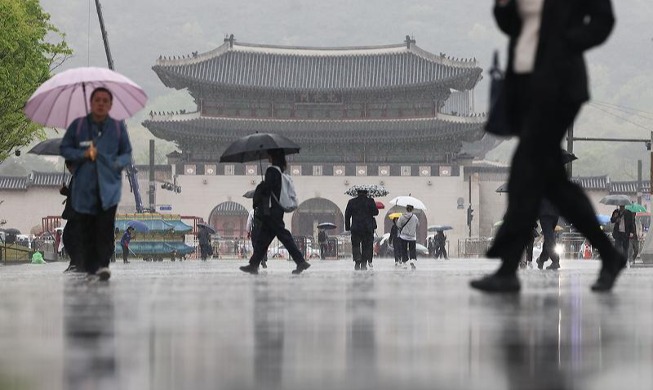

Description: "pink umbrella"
375 201 385 209
24 67 148 128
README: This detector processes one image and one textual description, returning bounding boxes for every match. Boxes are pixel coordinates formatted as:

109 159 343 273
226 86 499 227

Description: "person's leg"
408 240 416 260
351 233 363 266
122 244 128 263
361 232 374 268
399 239 408 263
95 206 117 269
393 239 401 264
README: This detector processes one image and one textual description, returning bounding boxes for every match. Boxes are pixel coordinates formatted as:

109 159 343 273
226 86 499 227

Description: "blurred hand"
84 144 97 161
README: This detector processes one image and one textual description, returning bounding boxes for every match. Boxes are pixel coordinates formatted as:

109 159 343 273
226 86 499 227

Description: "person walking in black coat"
472 0 624 293
345 189 379 270
610 205 635 259
239 149 311 275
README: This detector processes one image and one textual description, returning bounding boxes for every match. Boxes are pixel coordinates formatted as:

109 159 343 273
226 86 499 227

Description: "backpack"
270 166 298 212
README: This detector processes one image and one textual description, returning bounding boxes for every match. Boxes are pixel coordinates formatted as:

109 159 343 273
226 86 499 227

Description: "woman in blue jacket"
60 87 133 281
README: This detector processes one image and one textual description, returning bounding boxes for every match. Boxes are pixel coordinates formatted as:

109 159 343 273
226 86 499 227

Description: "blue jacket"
120 230 132 247
60 115 132 214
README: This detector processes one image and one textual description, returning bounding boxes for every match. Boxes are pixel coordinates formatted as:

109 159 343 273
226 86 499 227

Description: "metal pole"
468 177 472 238
638 160 643 205
149 140 155 211
566 123 574 178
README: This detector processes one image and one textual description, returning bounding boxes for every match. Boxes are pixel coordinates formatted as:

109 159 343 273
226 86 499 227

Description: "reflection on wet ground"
1 259 652 390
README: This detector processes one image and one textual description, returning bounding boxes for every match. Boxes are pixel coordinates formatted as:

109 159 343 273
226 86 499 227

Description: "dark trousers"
613 232 630 258
399 239 416 262
121 244 129 262
392 238 402 262
250 224 267 262
63 218 82 270
320 243 327 259
248 211 304 267
435 243 447 259
77 206 117 275
538 216 560 264
351 232 373 264
488 75 616 276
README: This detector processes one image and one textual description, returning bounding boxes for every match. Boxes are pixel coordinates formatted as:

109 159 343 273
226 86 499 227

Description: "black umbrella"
496 183 509 193
317 222 337 230
243 190 255 199
599 194 632 206
197 223 216 234
28 138 63 156
219 133 300 163
345 184 389 198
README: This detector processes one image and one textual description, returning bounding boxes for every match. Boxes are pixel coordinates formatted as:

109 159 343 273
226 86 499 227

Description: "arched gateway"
291 198 344 241
208 201 249 239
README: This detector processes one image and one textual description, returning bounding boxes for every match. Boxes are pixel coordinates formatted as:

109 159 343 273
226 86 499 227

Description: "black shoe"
354 262 361 270
546 262 560 270
591 252 626 292
124 260 130 264
536 258 545 270
360 263 368 270
63 265 76 273
470 273 521 293
292 261 311 275
261 261 267 269
239 264 259 275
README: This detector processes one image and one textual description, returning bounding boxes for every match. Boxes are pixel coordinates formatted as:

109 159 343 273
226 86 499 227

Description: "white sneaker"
96 267 111 281
368 262 373 269
409 259 416 269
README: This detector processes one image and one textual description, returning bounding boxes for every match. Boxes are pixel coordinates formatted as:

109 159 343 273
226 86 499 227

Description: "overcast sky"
37 0 653 177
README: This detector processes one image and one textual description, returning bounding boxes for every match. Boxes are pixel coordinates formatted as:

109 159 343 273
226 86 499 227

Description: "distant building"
142 36 499 245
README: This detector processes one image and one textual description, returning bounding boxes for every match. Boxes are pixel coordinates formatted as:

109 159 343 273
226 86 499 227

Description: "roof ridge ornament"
224 34 235 48
404 35 416 49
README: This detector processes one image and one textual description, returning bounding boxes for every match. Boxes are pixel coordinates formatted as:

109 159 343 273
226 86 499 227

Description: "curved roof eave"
153 65 483 93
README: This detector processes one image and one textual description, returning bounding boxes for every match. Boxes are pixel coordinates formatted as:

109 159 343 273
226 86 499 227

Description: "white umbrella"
388 196 427 211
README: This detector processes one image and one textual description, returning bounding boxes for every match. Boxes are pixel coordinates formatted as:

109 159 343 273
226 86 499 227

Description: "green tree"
0 0 71 161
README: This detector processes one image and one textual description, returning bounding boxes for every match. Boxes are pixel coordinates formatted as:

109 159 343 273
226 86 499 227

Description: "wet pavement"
1 258 653 390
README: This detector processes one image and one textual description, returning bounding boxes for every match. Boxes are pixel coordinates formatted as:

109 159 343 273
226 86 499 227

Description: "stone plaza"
1 258 652 390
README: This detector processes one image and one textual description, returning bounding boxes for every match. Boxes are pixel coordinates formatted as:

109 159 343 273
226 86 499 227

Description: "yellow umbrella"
554 225 564 232
388 212 402 220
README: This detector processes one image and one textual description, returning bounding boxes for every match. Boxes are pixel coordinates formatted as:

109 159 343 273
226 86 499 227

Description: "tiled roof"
609 181 651 194
143 114 486 144
570 175 609 190
212 201 248 216
31 172 71 187
153 41 482 92
0 176 28 190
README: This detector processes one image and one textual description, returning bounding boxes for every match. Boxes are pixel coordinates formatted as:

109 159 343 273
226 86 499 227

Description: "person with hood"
239 149 311 275
396 205 419 269
60 87 133 281
471 0 624 293
120 226 134 264
344 188 379 270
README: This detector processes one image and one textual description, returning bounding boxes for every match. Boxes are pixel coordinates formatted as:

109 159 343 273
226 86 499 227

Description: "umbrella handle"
82 82 89 116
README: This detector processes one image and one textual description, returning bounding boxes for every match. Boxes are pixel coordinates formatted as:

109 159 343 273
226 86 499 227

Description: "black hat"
357 188 369 194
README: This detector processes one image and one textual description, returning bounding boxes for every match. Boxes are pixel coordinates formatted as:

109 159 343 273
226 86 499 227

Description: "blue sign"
158 205 173 211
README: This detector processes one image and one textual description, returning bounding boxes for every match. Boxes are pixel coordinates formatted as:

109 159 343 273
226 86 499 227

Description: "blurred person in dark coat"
610 205 635 260
345 189 378 270
472 0 624 293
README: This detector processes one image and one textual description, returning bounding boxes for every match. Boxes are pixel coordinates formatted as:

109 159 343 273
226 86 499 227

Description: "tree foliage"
0 0 71 162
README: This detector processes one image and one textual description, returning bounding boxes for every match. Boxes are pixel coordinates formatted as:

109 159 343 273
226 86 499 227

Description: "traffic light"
467 206 474 226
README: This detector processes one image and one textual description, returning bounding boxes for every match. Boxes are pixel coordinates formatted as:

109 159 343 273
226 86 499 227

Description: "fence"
457 237 493 258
